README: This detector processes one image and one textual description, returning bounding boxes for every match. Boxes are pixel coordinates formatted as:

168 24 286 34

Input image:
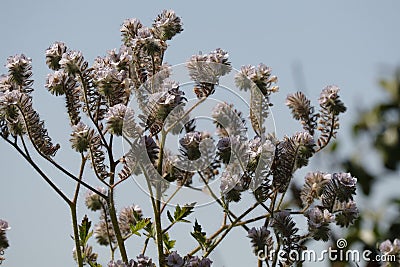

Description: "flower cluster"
141 81 186 135
45 41 68 70
300 172 359 240
91 49 132 106
5 54 33 92
187 49 232 98
247 226 273 257
0 220 10 251
235 64 279 96
108 254 155 267
165 251 212 267
105 104 134 136
152 10 183 41
379 239 400 266
85 187 107 211
0 9 359 267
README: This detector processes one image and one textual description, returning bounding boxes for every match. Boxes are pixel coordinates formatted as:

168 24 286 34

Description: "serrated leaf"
191 220 210 250
144 221 156 239
163 232 176 251
79 215 92 246
130 218 151 237
173 203 195 223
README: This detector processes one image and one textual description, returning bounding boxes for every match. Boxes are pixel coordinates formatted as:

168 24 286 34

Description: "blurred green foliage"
332 69 400 267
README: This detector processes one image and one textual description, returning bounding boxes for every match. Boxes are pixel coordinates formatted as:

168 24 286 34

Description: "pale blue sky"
1 1 400 266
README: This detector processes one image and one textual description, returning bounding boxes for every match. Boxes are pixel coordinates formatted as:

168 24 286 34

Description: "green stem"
155 183 165 266
70 204 83 267
70 154 87 267
141 164 164 266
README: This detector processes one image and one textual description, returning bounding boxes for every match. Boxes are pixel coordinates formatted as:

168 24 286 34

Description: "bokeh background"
1 1 400 266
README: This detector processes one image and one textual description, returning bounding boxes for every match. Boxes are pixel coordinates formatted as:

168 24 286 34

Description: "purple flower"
333 173 357 188
307 207 334 228
0 220 10 232
166 251 184 267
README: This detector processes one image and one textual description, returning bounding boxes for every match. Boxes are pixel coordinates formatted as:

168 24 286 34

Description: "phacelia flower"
70 122 91 153
120 18 143 42
59 50 84 75
45 70 69 96
84 187 107 211
247 226 273 257
0 75 13 92
334 172 357 188
166 251 184 267
105 104 134 136
307 207 334 229
379 239 400 256
6 54 33 90
0 220 10 232
319 85 347 115
118 204 143 236
235 64 278 96
45 41 67 70
152 10 183 41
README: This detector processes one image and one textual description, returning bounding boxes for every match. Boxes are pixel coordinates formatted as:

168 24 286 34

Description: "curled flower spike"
92 56 130 106
95 219 116 246
59 50 85 75
235 64 278 96
5 54 33 93
187 49 231 98
179 131 203 160
105 104 134 136
120 18 143 43
286 91 318 135
45 70 69 96
247 226 273 257
319 85 346 115
152 10 183 41
45 41 67 70
85 187 107 211
334 172 357 187
300 172 331 206
212 102 246 138
0 75 13 92
70 122 90 153
0 91 60 156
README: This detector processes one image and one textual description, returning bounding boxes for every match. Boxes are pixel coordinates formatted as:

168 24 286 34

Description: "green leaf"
163 232 176 251
144 221 156 239
79 215 92 246
172 203 195 223
167 210 174 223
190 220 210 250
130 218 151 237
88 262 102 267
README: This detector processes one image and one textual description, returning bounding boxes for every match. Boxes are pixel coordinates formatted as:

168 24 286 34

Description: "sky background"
1 1 400 266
